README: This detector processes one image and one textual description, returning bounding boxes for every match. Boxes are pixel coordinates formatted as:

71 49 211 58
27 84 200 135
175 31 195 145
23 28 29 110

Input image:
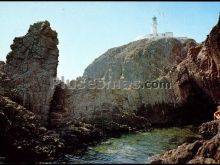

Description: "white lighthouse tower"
136 16 177 40
152 16 157 36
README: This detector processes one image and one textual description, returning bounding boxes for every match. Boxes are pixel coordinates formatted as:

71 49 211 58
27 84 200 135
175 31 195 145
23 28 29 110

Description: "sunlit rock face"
5 21 59 125
62 37 197 125
84 38 195 82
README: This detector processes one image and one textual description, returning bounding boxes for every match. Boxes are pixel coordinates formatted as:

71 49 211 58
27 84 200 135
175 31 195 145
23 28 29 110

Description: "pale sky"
0 2 219 80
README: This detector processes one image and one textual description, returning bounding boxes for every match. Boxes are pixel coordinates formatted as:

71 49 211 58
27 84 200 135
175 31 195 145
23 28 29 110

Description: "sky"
0 2 219 80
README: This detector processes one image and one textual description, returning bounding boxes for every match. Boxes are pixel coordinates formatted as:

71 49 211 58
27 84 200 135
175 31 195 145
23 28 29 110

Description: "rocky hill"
84 37 196 81
64 17 220 127
63 38 197 124
64 32 214 127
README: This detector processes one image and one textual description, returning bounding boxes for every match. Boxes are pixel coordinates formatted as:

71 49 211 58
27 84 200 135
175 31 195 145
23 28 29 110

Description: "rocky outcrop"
0 95 64 162
151 120 220 164
0 91 105 163
151 14 220 125
67 15 220 127
199 120 220 140
84 38 196 81
57 121 103 152
139 15 220 125
63 38 197 126
150 15 220 164
166 15 220 105
5 21 59 125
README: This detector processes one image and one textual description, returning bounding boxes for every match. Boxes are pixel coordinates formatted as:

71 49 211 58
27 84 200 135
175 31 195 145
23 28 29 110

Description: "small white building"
145 16 174 39
145 32 173 39
135 16 187 41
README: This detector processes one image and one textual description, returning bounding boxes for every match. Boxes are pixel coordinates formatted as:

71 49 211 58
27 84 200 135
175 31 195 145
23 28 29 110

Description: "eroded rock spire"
5 20 59 125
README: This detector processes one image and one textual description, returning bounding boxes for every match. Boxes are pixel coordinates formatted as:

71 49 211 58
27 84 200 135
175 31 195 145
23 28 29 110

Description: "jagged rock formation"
150 15 220 164
157 14 220 123
5 21 59 125
151 120 220 164
167 16 220 105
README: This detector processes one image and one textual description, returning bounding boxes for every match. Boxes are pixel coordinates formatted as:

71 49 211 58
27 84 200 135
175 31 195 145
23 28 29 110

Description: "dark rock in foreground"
0 94 107 163
0 95 64 162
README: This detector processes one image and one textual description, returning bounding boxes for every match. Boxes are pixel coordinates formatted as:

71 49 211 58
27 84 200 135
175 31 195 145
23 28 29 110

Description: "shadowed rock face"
5 21 59 125
145 15 220 124
0 95 64 162
170 15 220 104
150 15 220 164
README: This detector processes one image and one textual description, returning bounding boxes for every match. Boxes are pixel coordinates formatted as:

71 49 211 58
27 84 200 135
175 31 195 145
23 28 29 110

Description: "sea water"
57 126 199 164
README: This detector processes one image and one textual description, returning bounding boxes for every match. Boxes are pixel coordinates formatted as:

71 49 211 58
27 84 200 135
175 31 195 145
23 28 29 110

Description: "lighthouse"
136 16 176 40
152 16 157 36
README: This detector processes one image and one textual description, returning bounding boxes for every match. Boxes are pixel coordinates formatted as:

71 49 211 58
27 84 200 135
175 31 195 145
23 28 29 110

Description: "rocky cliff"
5 21 59 125
84 37 195 81
150 15 220 164
63 37 199 126
166 16 220 105
159 14 220 123
65 16 220 126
